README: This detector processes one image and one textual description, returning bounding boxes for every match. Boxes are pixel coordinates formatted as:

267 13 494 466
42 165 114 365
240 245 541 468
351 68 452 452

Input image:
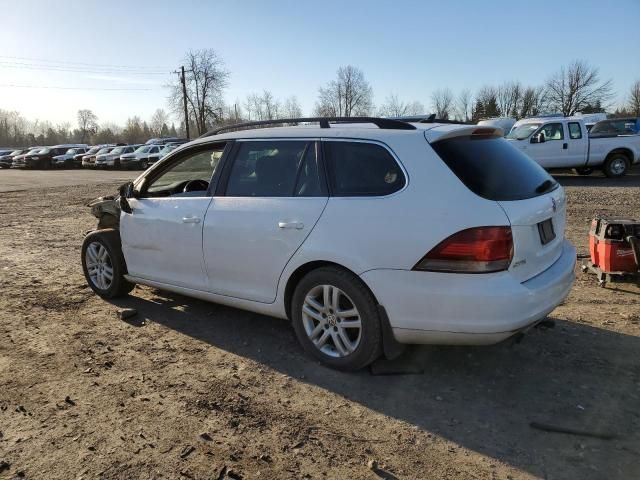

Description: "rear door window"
225 141 321 197
431 136 557 201
568 122 582 139
323 141 405 196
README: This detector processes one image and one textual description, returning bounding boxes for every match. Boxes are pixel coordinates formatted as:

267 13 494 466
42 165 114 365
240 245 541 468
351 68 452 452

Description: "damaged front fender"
88 195 121 230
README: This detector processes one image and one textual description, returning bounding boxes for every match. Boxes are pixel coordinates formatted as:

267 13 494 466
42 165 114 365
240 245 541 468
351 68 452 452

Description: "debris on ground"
118 308 138 320
180 445 196 459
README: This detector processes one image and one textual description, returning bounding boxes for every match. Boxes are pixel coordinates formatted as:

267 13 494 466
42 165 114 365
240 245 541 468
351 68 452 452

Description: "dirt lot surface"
0 169 138 192
1 170 639 480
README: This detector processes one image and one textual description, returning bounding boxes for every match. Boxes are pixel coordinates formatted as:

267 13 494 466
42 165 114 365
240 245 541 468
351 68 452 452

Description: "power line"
0 84 155 91
0 54 172 71
0 62 169 75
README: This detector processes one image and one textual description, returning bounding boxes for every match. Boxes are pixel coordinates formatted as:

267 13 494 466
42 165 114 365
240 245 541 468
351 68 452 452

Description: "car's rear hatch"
426 125 567 282
497 188 566 282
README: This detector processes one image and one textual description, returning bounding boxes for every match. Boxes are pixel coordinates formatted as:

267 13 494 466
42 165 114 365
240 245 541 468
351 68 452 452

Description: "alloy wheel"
85 241 114 290
301 284 362 358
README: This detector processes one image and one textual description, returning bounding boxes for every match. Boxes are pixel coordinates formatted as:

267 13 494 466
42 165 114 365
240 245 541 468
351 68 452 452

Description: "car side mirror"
531 133 545 144
118 181 136 214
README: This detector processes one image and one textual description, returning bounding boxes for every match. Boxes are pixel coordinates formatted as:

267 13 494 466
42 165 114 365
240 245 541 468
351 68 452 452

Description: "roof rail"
199 116 417 138
388 114 468 125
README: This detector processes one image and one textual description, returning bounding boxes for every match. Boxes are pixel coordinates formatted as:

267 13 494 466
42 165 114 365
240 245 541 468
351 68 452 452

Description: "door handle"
182 217 201 224
562 143 568 150
278 221 304 230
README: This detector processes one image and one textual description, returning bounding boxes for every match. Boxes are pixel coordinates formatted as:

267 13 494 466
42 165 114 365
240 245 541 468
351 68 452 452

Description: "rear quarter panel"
588 135 640 165
276 133 510 300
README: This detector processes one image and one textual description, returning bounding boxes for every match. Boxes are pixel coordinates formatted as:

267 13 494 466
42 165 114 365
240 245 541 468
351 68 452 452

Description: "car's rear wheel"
140 160 148 170
81 229 134 299
291 267 382 370
602 154 629 178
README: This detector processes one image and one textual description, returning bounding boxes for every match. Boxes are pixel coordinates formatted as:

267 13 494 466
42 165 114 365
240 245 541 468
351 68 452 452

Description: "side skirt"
124 275 288 320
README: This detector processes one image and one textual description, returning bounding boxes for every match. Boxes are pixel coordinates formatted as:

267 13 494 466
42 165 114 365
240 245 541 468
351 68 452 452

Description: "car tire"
574 167 593 176
602 154 629 178
81 229 135 299
291 266 382 370
140 160 148 170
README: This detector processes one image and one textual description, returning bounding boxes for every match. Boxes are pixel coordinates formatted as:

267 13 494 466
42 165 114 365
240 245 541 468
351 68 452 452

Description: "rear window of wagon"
431 136 557 201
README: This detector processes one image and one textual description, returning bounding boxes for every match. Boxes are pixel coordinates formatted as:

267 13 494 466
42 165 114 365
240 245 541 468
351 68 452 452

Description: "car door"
565 121 588 166
203 139 328 303
527 122 569 168
120 143 227 290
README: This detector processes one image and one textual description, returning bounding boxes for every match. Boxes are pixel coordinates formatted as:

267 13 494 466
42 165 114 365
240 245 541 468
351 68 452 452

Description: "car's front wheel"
81 229 134 299
291 267 382 370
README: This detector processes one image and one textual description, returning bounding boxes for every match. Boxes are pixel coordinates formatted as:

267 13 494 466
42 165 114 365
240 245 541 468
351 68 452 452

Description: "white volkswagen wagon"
81 117 576 370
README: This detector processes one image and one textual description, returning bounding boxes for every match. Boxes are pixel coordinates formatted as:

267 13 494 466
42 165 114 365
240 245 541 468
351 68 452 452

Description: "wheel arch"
605 147 633 163
283 260 379 321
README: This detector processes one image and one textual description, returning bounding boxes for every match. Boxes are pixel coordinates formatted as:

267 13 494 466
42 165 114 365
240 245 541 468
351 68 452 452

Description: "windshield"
110 147 125 154
160 145 176 154
10 150 22 155
135 146 151 154
85 147 100 154
65 148 78 154
97 147 112 155
506 123 541 140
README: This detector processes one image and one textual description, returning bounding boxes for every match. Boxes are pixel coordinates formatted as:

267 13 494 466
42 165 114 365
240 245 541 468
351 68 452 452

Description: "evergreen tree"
472 99 485 122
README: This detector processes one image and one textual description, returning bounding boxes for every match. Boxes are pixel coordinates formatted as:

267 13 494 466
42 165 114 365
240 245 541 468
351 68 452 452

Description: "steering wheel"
183 179 209 193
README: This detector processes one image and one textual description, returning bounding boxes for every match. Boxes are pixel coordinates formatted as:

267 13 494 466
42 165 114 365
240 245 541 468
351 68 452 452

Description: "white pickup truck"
506 117 640 177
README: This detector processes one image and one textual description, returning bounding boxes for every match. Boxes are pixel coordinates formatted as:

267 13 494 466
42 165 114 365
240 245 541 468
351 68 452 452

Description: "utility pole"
180 66 190 139
174 66 190 139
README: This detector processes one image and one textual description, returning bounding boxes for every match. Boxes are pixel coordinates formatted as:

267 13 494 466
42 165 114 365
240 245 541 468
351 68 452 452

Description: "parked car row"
0 137 188 170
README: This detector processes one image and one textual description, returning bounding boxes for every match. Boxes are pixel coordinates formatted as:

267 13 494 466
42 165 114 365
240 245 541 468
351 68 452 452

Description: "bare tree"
169 49 229 136
261 90 279 120
455 89 473 122
77 109 98 143
150 108 170 136
244 93 262 121
282 96 303 118
430 88 454 119
519 86 547 118
496 82 522 118
378 94 424 117
545 60 613 116
315 65 373 117
627 80 640 116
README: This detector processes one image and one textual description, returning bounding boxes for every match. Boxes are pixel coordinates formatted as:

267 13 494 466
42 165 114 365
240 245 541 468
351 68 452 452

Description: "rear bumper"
361 240 576 345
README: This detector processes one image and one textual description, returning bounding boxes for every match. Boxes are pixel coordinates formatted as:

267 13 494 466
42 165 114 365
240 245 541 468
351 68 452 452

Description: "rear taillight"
413 226 513 273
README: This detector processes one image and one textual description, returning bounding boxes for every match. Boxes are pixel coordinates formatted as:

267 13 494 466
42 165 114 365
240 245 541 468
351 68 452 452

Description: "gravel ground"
0 171 639 480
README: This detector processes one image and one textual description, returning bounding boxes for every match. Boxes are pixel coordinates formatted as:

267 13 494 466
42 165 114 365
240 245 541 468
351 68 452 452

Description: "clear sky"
2 0 639 126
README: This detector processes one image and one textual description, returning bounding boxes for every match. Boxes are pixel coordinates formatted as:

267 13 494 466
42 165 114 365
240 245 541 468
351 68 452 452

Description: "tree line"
0 107 179 148
2 49 640 147
169 52 640 135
